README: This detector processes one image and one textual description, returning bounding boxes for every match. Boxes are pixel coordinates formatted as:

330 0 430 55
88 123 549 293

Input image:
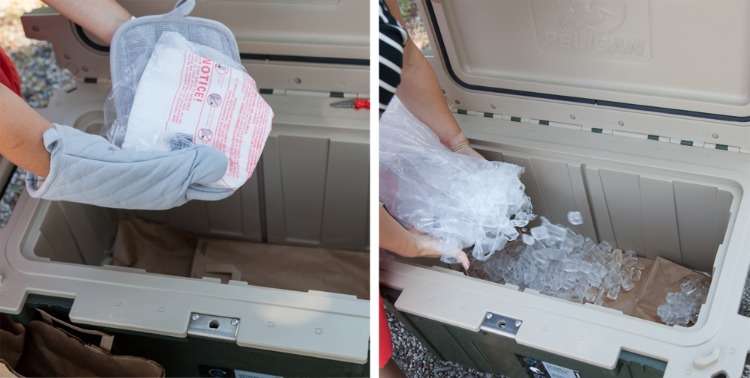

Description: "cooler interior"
405 142 735 327
20 109 369 300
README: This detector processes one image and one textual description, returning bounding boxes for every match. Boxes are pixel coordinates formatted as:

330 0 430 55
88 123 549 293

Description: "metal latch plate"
480 312 522 338
188 313 240 342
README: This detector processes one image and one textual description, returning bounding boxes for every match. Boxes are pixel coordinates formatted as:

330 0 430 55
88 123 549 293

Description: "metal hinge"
187 313 240 342
453 107 742 153
480 312 522 338
259 88 366 99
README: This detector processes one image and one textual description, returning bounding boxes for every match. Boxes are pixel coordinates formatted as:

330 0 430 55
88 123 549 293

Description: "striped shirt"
379 0 407 116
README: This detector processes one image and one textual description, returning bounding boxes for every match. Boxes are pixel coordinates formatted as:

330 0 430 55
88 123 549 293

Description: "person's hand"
26 124 233 210
410 231 470 271
447 131 484 160
453 144 484 160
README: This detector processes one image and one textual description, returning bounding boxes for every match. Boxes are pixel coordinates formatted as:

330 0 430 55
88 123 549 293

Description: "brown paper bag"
112 217 197 276
630 257 709 323
603 257 654 315
191 239 370 299
604 257 709 324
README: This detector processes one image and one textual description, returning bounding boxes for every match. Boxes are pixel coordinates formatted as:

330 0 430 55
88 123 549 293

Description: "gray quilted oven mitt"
27 0 244 210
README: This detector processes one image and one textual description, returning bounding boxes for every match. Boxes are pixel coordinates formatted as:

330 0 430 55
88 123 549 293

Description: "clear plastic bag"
379 97 535 262
103 0 273 190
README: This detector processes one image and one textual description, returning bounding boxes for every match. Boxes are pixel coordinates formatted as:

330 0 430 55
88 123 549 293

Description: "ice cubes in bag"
379 96 535 262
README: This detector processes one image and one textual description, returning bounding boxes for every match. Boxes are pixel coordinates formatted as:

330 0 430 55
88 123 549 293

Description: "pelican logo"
558 0 626 33
532 0 650 60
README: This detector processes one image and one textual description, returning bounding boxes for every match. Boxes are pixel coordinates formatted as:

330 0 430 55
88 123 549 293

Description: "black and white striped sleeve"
379 0 408 116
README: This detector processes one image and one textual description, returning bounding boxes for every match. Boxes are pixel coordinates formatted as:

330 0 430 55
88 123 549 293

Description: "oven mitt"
25 124 233 210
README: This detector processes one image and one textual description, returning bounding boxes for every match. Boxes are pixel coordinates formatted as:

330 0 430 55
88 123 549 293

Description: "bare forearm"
384 0 466 148
397 41 465 147
380 206 419 257
42 0 131 44
0 86 51 177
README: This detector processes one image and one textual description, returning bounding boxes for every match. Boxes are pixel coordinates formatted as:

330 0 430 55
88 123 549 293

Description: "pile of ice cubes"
657 276 709 326
483 217 643 305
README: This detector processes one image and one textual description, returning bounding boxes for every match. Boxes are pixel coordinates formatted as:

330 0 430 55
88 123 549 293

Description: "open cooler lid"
423 0 750 122
22 0 368 92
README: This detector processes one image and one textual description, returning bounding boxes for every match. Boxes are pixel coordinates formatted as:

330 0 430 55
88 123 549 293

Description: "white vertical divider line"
369 0 380 375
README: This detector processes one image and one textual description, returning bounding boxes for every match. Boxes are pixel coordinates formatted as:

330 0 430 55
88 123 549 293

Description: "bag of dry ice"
122 32 273 189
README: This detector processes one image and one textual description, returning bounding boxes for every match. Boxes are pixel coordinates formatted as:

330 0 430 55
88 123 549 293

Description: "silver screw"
515 320 522 327
231 319 239 326
191 314 200 321
618 120 625 126
570 114 576 120
293 77 302 84
485 313 493 320
315 328 323 335
490 104 497 110
712 133 719 139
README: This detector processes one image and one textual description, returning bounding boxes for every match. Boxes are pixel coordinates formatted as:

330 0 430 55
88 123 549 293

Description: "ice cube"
621 276 635 292
481 218 650 307
567 211 584 225
522 234 535 245
546 223 568 241
530 226 549 240
657 276 709 326
633 268 642 282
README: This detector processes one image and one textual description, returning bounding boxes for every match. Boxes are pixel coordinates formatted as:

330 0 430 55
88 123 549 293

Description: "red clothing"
379 297 393 368
0 47 21 96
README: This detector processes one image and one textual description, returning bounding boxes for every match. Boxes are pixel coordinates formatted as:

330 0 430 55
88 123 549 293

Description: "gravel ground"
387 309 504 378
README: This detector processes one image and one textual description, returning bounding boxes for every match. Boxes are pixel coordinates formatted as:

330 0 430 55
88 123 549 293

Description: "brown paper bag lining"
191 239 370 299
112 217 369 299
111 217 196 276
605 256 710 324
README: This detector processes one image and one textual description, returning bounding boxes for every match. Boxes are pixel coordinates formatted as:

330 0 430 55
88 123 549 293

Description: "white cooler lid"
424 0 750 121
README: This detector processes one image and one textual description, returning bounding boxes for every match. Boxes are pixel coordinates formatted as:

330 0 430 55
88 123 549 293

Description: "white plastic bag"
122 32 273 189
379 97 534 262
